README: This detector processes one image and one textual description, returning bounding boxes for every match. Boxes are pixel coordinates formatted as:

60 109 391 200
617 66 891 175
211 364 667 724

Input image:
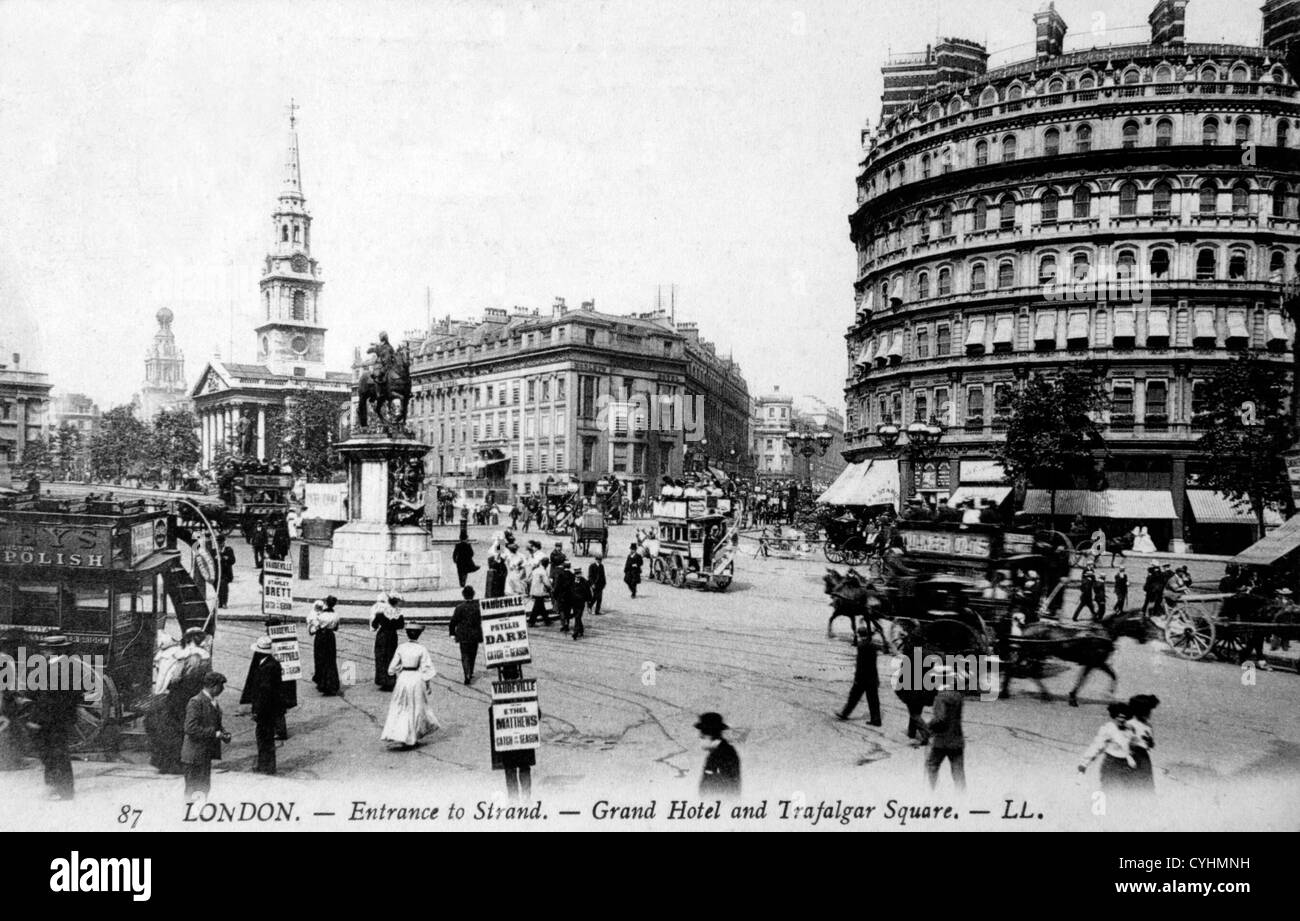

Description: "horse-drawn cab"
572 508 609 557
823 513 873 566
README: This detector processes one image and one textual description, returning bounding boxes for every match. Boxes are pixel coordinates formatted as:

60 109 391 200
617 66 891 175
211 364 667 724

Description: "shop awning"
1268 312 1288 346
1066 311 1089 344
993 316 1014 347
1147 309 1170 340
817 460 899 508
1226 312 1250 344
1193 309 1217 343
964 318 987 353
1186 490 1282 526
887 330 904 362
1234 513 1300 566
960 459 1008 483
1021 489 1177 519
855 338 875 367
947 485 1013 508
1034 311 1056 345
1114 310 1136 339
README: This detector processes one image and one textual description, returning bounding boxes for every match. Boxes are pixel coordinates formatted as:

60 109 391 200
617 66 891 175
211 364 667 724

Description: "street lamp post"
784 427 834 492
876 415 946 508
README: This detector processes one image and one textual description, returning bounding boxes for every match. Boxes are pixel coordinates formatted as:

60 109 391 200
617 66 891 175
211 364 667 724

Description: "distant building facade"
0 350 51 468
751 387 846 492
404 300 751 499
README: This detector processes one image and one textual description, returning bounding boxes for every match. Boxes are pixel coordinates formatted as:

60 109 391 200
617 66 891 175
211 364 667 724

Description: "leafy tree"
151 409 202 489
277 389 345 481
1195 353 1296 538
16 436 53 480
51 422 85 480
89 405 151 482
995 370 1108 523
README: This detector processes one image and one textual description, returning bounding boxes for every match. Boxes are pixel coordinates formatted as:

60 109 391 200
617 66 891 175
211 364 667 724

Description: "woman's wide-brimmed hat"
405 623 426 638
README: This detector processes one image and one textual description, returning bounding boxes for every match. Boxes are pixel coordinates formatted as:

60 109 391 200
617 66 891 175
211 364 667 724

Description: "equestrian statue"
357 331 413 431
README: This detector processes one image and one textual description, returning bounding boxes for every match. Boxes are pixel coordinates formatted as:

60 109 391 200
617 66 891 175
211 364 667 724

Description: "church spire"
282 98 304 204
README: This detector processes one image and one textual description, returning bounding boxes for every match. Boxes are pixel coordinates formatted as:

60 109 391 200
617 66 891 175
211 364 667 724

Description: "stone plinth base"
323 522 443 592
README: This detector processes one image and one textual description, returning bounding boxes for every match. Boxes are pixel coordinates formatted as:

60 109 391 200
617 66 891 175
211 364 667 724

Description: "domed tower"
255 101 327 377
843 0 1300 552
140 306 189 421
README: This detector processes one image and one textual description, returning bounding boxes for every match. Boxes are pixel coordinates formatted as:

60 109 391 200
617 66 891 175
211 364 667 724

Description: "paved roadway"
2 523 1298 831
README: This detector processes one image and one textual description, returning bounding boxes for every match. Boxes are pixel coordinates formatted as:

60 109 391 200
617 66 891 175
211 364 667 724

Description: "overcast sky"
0 0 1265 410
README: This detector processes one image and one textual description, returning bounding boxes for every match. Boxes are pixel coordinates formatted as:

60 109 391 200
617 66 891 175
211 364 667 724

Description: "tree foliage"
89 405 151 482
995 371 1108 504
1195 353 1296 533
150 409 202 488
276 389 344 481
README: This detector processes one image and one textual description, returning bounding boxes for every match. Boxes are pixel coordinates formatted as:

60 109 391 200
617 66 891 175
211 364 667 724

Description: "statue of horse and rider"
357 332 412 430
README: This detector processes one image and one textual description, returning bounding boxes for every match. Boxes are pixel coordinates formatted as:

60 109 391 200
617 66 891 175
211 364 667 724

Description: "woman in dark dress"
154 631 211 774
309 596 342 696
371 594 406 691
486 543 507 599
1127 694 1159 793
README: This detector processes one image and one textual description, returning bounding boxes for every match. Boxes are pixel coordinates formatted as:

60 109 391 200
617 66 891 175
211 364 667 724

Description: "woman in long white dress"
381 625 441 749
505 542 529 596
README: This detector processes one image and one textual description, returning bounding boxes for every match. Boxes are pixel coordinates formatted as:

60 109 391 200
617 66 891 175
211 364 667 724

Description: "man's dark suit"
181 691 224 798
700 739 741 797
587 561 607 615
838 637 881 723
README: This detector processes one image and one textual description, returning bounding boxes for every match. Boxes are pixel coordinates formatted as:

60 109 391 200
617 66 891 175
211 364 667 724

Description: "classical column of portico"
257 405 266 461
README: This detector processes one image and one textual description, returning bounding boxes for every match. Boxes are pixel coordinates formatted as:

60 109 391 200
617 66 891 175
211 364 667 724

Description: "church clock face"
291 254 309 273
291 335 309 354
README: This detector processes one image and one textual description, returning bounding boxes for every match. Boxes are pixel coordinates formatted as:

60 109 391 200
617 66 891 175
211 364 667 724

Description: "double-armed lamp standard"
875 416 944 450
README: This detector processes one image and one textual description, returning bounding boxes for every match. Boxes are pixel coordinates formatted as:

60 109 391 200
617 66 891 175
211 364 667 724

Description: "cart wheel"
1212 632 1246 662
69 668 119 754
824 543 845 564
671 565 687 588
651 557 667 583
1165 613 1215 660
711 575 732 592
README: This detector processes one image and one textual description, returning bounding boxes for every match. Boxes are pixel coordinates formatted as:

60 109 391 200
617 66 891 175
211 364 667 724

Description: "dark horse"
823 568 886 646
1007 611 1150 706
357 345 412 429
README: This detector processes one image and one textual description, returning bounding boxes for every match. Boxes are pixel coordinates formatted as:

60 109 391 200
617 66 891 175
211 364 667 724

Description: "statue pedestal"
322 431 442 592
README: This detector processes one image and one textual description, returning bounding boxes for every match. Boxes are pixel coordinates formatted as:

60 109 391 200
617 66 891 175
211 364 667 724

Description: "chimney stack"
1033 2 1067 60
1149 0 1190 45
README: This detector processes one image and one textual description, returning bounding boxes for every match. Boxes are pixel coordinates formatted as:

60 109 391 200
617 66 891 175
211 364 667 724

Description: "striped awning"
1066 311 1089 343
1268 312 1288 346
1034 311 1056 344
1234 514 1300 566
887 330 904 361
817 460 899 508
993 316 1014 346
1148 309 1170 339
1226 312 1249 343
1193 309 1217 343
1022 489 1177 519
855 338 875 366
1186 490 1282 526
965 317 987 352
947 485 1013 508
1114 310 1136 338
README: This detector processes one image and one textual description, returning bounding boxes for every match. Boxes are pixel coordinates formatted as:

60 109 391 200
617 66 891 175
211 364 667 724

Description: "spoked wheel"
651 557 668 583
671 567 687 588
824 543 846 564
1165 613 1215 660
1212 631 1247 663
711 563 734 592
69 672 119 753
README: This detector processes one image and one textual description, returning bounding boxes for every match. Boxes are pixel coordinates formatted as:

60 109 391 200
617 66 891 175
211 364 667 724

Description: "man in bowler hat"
181 671 231 801
836 624 882 725
696 712 740 798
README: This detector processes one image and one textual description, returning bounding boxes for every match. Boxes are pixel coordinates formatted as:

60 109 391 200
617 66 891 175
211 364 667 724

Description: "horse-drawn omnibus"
216 461 294 540
0 494 211 753
647 498 736 591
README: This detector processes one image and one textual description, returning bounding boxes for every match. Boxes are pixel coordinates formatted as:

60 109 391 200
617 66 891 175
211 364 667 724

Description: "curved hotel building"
837 0 1300 552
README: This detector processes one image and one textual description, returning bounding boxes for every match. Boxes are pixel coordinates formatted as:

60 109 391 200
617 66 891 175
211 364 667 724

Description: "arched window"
1275 182 1293 219
1200 63 1219 82
1072 251 1091 281
1235 117 1251 145
1152 181 1173 217
1073 184 1092 219
938 267 952 295
1075 124 1092 152
970 263 987 292
973 198 988 230
916 272 930 299
1196 249 1217 280
1149 248 1171 278
281 224 289 242
999 194 1016 229
1199 182 1217 214
1001 134 1017 161
264 290 271 318
1119 181 1139 216
1228 250 1248 279
1078 72 1096 90
1122 67 1141 85
940 206 954 236
1154 64 1174 83
1230 63 1250 82
1007 83 1024 101
1203 117 1219 145
997 260 1015 288
1047 77 1065 94
1278 119 1291 148
1270 250 1286 278
979 86 999 107
292 290 306 320
1122 120 1140 148
1155 118 1173 147
1044 127 1060 157
1116 249 1138 279
1042 188 1060 223
948 96 963 115
921 153 931 178
1231 183 1249 215
975 139 989 166
1039 254 1058 285
918 210 931 242
292 225 300 242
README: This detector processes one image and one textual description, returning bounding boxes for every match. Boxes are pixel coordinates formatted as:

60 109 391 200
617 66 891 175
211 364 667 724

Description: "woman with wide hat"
381 623 440 748
308 596 342 696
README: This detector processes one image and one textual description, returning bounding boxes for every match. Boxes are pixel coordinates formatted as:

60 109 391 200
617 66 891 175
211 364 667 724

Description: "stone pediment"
192 363 230 397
